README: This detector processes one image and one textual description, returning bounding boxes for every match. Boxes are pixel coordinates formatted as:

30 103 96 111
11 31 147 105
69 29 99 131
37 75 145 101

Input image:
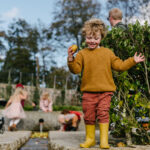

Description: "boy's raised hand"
68 47 75 61
134 52 145 63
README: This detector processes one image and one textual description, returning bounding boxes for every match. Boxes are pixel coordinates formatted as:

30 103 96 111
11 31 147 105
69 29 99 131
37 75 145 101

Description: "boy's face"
85 33 101 50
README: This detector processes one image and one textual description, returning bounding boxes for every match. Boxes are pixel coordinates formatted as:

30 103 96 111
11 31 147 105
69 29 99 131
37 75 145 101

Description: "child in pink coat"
40 92 53 112
3 88 28 131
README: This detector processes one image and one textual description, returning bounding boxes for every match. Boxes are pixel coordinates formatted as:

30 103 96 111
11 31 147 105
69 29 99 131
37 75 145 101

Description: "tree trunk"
36 57 39 88
143 60 150 95
125 132 132 145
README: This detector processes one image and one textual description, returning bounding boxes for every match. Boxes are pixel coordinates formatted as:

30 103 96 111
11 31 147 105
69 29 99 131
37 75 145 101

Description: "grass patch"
53 105 82 111
24 104 82 111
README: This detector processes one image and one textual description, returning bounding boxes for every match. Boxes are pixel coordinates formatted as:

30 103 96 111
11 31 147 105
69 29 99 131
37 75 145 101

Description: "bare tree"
37 21 54 83
50 0 101 48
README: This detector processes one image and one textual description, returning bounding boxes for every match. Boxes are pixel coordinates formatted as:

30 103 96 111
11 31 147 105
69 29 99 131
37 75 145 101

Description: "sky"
0 0 55 30
1 0 150 35
0 0 66 67
0 0 107 68
0 0 150 68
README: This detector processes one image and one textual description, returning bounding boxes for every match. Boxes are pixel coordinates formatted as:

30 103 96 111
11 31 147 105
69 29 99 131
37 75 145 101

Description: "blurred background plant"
101 21 150 145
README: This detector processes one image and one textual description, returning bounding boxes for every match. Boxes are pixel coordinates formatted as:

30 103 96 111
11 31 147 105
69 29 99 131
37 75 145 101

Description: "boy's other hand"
134 52 145 63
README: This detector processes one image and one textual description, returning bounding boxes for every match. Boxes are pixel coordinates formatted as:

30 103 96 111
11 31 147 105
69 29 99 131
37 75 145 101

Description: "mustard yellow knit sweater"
68 47 136 92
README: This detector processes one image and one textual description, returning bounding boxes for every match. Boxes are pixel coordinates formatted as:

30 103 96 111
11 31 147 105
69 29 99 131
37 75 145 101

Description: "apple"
71 44 78 53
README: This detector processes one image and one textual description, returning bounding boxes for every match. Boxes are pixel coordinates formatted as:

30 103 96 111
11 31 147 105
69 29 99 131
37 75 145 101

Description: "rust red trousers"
82 92 113 124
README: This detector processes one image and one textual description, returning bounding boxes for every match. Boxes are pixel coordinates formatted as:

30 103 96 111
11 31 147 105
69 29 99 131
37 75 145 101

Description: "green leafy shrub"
53 105 82 111
101 21 150 144
6 84 12 101
32 86 40 105
23 104 82 111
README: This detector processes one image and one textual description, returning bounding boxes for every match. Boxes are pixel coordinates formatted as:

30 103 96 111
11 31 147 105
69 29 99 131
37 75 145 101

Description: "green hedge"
53 105 82 111
101 21 150 144
23 105 82 111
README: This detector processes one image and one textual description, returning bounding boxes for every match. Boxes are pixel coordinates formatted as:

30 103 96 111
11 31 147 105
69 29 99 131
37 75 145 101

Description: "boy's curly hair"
82 18 107 39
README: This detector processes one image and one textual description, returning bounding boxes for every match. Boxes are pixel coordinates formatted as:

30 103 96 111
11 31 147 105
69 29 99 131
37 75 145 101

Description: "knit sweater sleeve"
110 51 136 71
67 52 83 74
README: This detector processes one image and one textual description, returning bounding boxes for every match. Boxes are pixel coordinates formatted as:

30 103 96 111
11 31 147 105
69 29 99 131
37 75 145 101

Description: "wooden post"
65 76 68 102
41 74 46 88
53 75 56 89
36 57 39 88
65 76 68 91
19 72 22 83
31 73 34 87
8 70 11 85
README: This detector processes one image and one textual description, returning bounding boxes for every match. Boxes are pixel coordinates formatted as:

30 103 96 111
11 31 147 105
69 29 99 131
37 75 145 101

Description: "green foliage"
6 84 12 101
23 105 82 111
2 48 36 84
1 19 37 85
61 89 65 105
101 21 150 144
53 105 82 111
101 21 150 96
50 0 101 47
24 105 39 111
0 87 5 99
33 86 40 105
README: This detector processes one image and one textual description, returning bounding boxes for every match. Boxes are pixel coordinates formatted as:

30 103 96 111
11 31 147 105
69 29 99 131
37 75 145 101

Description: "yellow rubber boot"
80 125 96 148
99 123 110 149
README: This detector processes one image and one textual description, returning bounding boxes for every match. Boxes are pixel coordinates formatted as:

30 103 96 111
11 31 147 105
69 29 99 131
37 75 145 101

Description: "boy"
108 8 127 30
67 18 144 149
